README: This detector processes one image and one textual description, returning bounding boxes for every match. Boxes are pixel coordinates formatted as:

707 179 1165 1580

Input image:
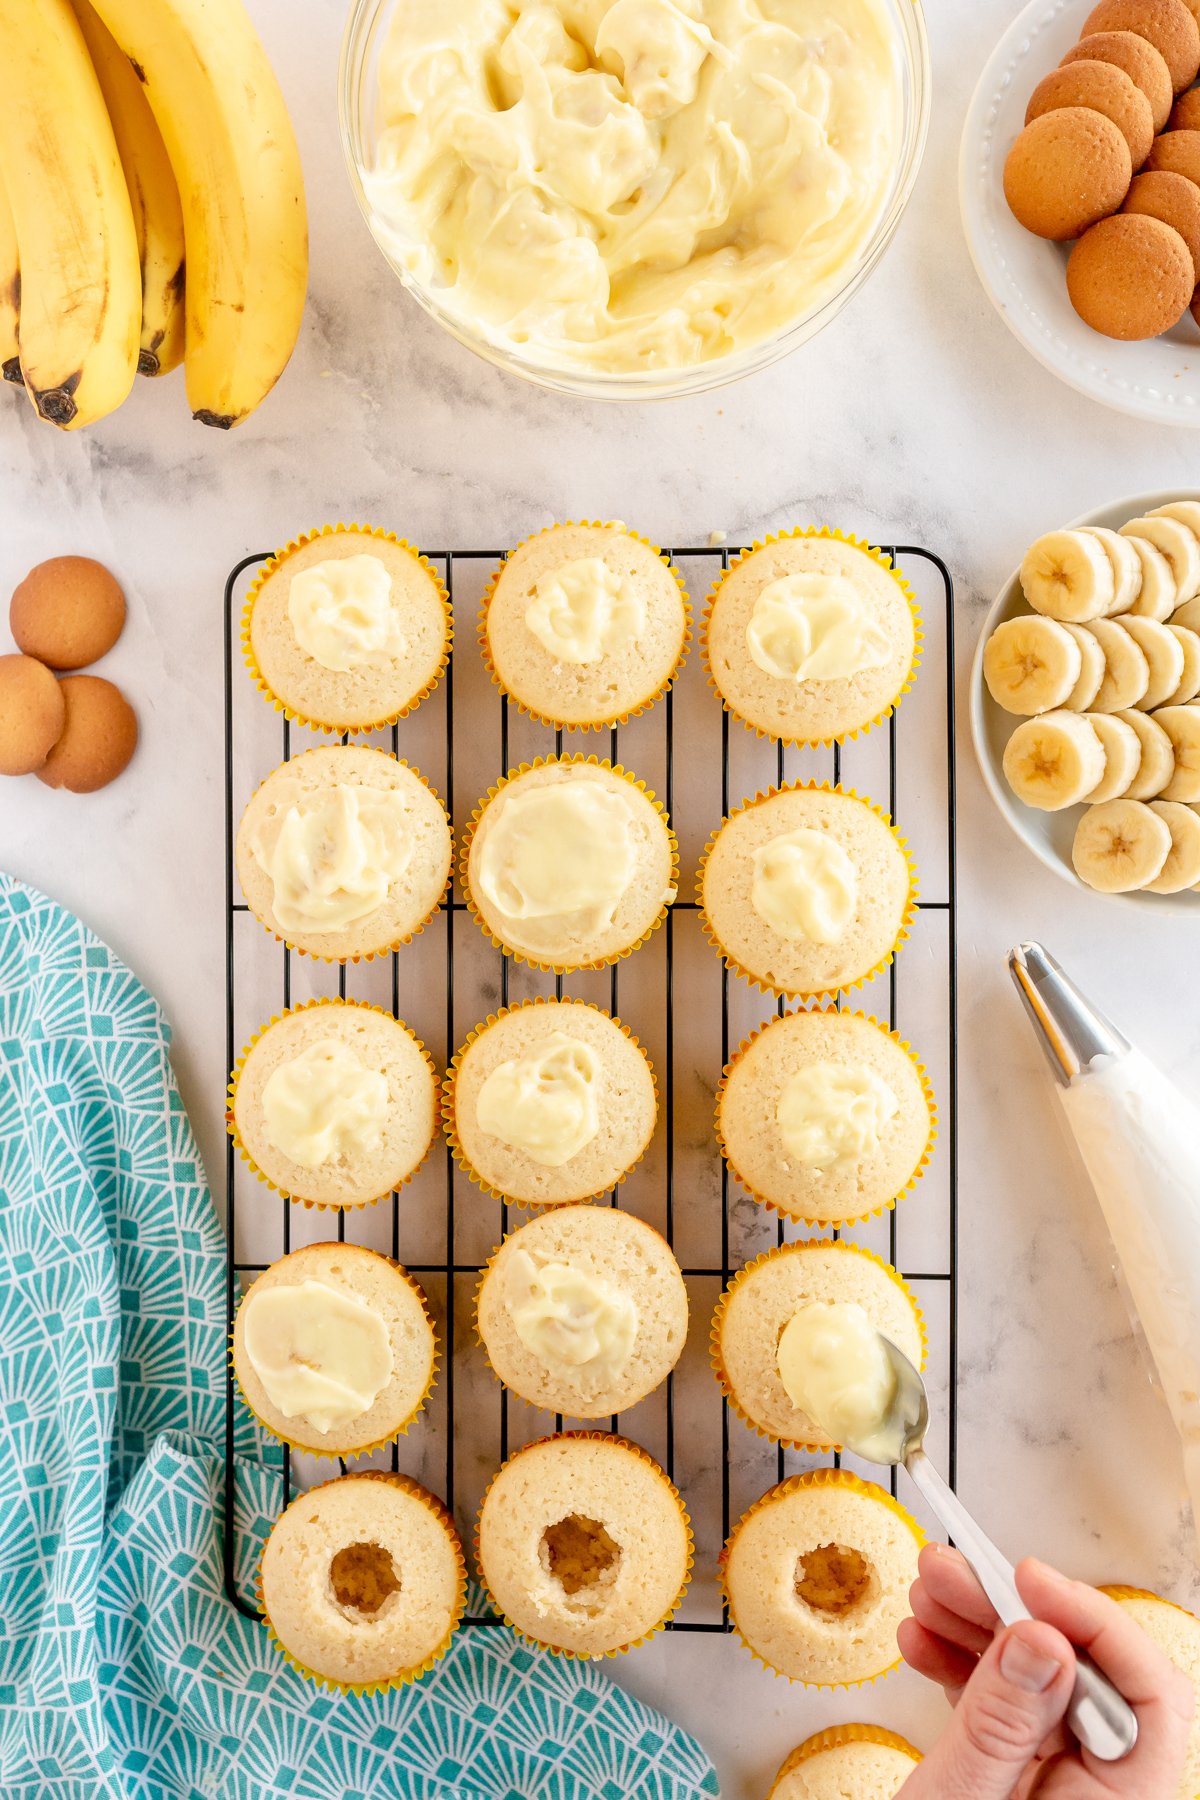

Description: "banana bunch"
0 0 306 431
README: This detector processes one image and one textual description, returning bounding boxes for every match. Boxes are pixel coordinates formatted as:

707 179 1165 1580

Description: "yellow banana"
0 171 19 387
89 0 307 429
0 0 140 428
70 0 186 378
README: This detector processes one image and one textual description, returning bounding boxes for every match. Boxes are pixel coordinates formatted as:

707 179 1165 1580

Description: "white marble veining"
3 2 1200 1794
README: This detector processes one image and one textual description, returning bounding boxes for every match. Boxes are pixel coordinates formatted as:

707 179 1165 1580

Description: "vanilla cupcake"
230 999 438 1209
704 531 919 746
481 522 689 729
476 1433 691 1656
259 1471 466 1690
244 526 451 733
445 998 657 1208
477 1206 687 1418
713 1242 924 1449
768 1725 921 1798
231 1243 436 1456
462 757 676 971
699 785 915 998
717 1009 934 1226
236 746 452 960
1102 1588 1200 1799
722 1469 923 1685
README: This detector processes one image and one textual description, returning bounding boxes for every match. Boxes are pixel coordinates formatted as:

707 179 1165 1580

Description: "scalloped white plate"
960 0 1200 427
970 488 1200 912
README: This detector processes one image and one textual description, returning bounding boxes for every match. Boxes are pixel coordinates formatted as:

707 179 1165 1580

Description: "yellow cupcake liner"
474 1430 694 1659
229 1243 439 1460
715 1005 938 1228
710 1239 928 1452
227 997 440 1210
695 780 919 1001
476 520 692 732
237 744 453 965
257 1469 467 1693
700 527 923 749
241 522 453 735
458 753 679 974
769 1721 922 1792
443 995 658 1212
719 1466 926 1688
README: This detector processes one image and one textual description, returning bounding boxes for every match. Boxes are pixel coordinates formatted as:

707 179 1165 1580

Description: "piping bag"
1010 942 1200 1551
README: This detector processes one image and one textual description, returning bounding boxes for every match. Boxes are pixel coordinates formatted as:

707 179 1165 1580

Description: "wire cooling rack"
222 540 957 1630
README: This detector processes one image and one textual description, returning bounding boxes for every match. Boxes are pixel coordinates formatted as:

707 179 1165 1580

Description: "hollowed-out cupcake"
476 1205 687 1418
698 784 916 998
480 522 689 729
717 1008 935 1226
461 756 677 972
444 998 657 1209
475 1433 692 1656
229 999 438 1209
259 1470 466 1691
721 1468 923 1686
712 1241 925 1450
231 1242 436 1457
235 745 452 961
243 525 451 733
768 1725 921 1798
703 530 919 746
1101 1588 1200 1799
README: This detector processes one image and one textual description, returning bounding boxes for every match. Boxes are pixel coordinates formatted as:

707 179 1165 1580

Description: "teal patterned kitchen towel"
0 874 720 1800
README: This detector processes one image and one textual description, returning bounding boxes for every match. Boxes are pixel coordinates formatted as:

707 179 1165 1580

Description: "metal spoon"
845 1333 1139 1763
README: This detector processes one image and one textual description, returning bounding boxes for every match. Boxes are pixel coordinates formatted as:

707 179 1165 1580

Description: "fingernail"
1001 1633 1064 1693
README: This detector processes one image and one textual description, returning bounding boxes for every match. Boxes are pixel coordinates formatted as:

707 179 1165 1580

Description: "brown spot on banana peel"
193 408 236 429
2 357 24 386
137 348 160 376
33 371 80 425
130 58 147 82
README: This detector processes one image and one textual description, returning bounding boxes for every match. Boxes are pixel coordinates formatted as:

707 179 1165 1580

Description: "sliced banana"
1080 526 1142 614
1173 596 1200 632
1154 705 1200 801
1122 516 1200 604
1147 499 1200 544
1122 533 1177 620
1086 619 1150 711
1143 800 1200 893
1115 708 1175 799
1002 711 1106 811
1163 625 1200 705
1119 615 1186 710
1020 529 1115 622
982 616 1083 715
1060 622 1106 711
1071 799 1172 892
1082 712 1142 802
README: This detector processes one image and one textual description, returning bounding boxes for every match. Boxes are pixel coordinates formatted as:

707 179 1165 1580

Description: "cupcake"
721 1469 923 1686
712 1242 925 1450
231 1242 436 1456
476 1205 687 1418
479 522 689 729
703 530 919 746
229 999 438 1209
462 756 676 971
1101 1587 1200 1798
259 1470 466 1690
698 784 915 998
243 525 451 733
717 1008 935 1226
236 745 452 961
445 998 657 1208
476 1433 691 1656
768 1725 921 1799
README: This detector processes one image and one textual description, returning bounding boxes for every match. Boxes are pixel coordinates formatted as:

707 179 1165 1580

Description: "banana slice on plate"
982 616 1083 714
1020 530 1115 621
1115 709 1175 799
1002 711 1106 810
1072 799 1172 892
1060 622 1107 710
1087 619 1151 710
1154 705 1200 801
1122 517 1200 604
1172 596 1200 632
1164 625 1200 705
1119 616 1186 709
1123 534 1176 620
1082 713 1142 802
1080 527 1142 614
1148 500 1200 543
1143 800 1200 893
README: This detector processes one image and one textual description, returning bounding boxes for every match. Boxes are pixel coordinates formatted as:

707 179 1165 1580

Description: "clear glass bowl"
338 1 931 402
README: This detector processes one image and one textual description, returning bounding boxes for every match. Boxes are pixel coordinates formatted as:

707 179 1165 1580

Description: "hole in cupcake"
540 1513 621 1600
329 1541 401 1617
794 1542 876 1617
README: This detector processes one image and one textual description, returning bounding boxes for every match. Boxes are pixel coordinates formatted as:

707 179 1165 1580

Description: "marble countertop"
4 1 1200 1792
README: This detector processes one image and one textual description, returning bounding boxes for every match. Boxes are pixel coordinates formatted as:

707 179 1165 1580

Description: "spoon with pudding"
779 1301 1138 1764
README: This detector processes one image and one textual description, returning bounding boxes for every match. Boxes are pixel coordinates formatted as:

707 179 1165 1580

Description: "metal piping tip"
1008 942 1131 1087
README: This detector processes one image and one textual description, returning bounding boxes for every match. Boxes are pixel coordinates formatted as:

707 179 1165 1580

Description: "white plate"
970 488 1200 912
960 0 1200 428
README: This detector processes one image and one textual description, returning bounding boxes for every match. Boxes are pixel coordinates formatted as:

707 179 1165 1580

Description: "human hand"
895 1544 1192 1797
